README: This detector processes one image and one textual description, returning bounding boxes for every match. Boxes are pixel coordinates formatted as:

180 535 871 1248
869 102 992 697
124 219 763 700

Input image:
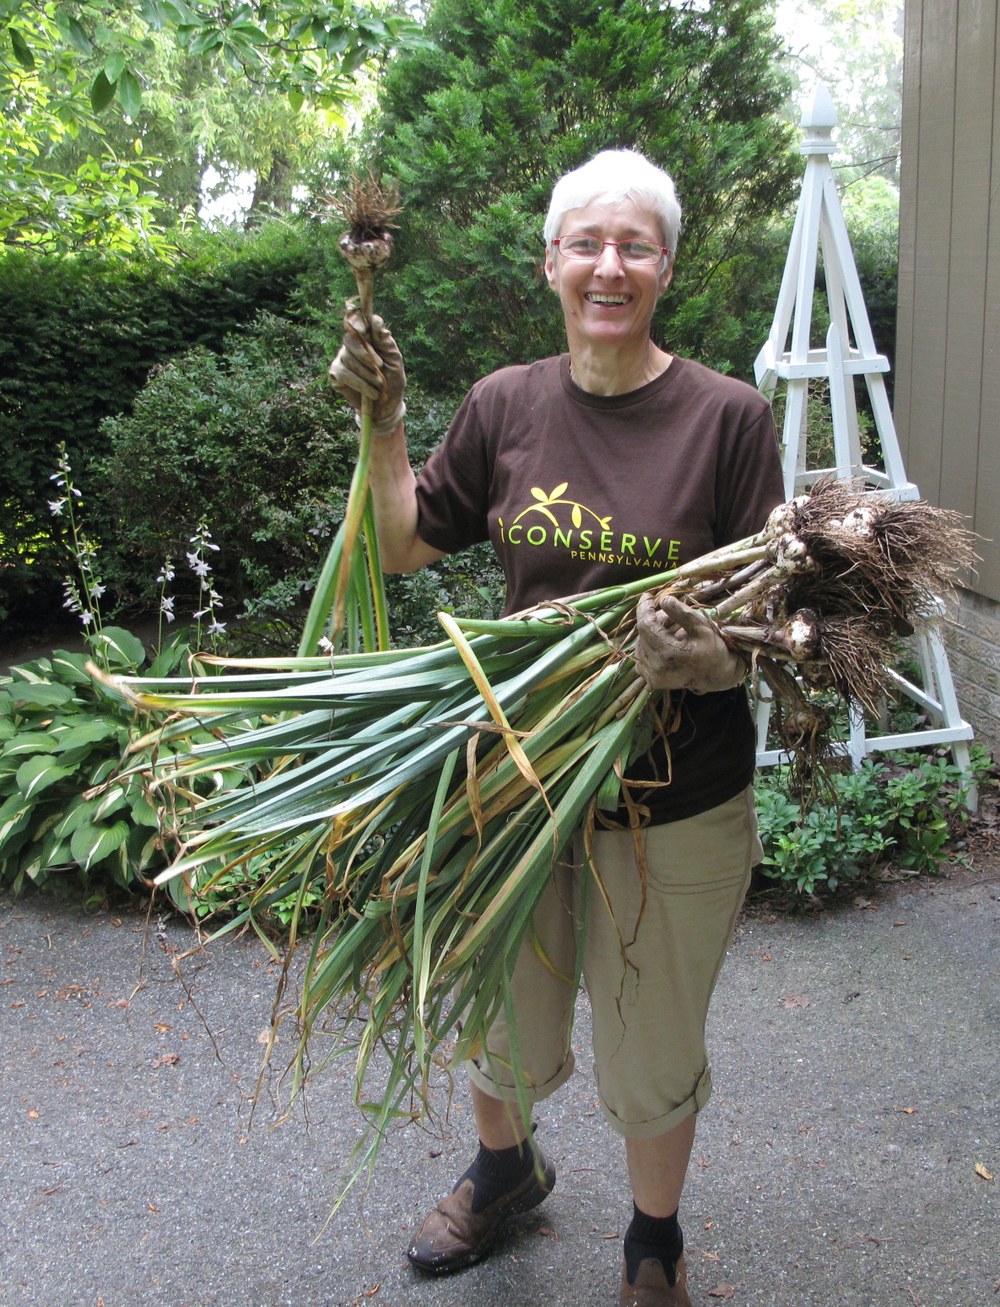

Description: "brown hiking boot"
406 1151 556 1275
619 1254 692 1307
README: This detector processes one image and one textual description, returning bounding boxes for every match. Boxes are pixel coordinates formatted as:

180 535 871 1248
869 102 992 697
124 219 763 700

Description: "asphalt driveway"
1 869 997 1306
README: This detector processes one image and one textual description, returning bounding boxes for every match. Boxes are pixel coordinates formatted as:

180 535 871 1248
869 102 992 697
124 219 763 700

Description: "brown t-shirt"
415 353 784 823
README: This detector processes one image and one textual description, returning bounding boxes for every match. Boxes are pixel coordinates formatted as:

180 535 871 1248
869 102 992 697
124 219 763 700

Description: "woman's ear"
543 250 557 289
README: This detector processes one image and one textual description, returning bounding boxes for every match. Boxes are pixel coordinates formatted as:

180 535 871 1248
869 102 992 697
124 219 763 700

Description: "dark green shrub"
93 313 355 628
91 325 502 647
0 221 329 633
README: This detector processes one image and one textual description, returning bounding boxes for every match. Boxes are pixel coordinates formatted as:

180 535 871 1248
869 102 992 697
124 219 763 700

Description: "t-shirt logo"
497 482 680 568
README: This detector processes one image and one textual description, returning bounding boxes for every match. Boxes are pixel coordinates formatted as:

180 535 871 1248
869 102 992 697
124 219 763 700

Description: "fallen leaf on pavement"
708 1285 737 1299
780 994 810 1009
975 1162 995 1182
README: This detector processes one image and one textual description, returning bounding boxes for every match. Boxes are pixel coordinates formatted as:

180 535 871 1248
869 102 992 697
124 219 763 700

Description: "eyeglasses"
553 234 670 266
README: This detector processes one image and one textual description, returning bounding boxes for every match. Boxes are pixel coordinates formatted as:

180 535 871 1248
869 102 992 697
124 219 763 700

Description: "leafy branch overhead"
2 0 426 117
0 0 426 251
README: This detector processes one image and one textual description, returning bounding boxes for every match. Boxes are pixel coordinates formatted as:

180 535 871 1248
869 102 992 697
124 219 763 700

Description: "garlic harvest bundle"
671 477 975 765
94 477 974 1207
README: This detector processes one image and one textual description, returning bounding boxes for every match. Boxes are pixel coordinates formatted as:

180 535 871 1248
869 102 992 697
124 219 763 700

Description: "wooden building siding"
896 0 1000 601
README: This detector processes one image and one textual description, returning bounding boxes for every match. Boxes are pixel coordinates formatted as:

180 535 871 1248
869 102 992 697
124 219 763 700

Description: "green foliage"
94 312 356 625
0 629 177 900
0 0 426 250
0 222 324 633
754 750 985 898
89 314 502 643
0 621 267 905
336 0 799 392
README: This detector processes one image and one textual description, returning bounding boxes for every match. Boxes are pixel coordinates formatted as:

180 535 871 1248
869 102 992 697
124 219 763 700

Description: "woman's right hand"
328 304 406 436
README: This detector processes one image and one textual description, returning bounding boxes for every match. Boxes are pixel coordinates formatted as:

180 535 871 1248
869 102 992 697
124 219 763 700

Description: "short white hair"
543 149 682 263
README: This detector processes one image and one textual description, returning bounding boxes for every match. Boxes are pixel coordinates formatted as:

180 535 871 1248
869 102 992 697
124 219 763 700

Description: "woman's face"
544 196 673 356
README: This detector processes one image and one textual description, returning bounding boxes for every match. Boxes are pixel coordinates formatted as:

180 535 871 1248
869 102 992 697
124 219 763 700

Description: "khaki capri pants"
467 786 762 1139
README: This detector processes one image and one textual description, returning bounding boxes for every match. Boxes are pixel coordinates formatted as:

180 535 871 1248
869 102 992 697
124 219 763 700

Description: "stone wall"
944 588 1000 759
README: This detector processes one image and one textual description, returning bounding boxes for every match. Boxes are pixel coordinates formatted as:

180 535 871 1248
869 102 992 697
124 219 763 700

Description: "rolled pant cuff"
466 1049 577 1108
598 1063 713 1139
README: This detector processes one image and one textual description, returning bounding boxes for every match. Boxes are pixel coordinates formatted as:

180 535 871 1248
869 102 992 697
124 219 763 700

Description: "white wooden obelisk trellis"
752 84 975 800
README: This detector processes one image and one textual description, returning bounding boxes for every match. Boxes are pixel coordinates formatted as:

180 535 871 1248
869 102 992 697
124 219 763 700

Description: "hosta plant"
0 628 170 898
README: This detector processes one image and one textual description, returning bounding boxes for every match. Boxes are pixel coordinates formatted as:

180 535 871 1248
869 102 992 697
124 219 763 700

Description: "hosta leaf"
50 651 94 685
51 719 119 752
71 820 129 870
5 683 74 709
89 626 146 670
53 798 102 839
16 755 74 800
3 732 61 757
89 757 120 786
128 791 161 827
94 786 129 822
0 799 31 846
34 832 75 871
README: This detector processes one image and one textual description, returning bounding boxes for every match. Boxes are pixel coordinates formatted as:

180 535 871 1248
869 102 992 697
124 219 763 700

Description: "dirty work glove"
634 593 749 694
328 304 406 436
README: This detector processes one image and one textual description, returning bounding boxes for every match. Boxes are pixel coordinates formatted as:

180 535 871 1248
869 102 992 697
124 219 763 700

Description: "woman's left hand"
634 593 748 694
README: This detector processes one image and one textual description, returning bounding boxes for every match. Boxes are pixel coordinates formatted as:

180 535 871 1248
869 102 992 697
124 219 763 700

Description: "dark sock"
458 1137 535 1214
624 1204 684 1287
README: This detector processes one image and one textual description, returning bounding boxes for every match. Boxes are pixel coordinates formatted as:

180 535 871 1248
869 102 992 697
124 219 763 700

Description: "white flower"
207 621 226 637
88 583 106 599
80 610 94 626
318 636 334 653
48 498 66 515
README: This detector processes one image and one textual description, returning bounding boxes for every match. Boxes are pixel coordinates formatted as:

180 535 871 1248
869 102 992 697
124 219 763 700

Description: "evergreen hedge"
0 222 331 635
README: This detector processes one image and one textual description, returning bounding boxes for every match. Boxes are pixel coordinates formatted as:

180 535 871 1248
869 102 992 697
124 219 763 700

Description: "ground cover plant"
754 749 987 898
0 451 253 903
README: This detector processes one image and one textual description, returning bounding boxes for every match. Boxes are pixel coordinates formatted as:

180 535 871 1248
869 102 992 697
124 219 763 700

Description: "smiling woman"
542 161 679 397
328 147 785 1306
